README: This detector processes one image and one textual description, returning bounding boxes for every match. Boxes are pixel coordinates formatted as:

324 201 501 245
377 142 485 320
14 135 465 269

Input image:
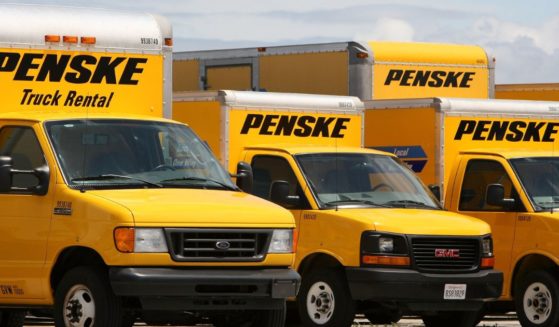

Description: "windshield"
45 119 236 190
511 157 559 211
296 153 440 209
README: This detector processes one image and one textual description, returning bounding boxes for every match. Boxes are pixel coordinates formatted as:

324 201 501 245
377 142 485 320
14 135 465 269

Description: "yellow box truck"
174 90 503 327
173 41 495 100
365 97 559 327
0 5 300 327
497 83 559 101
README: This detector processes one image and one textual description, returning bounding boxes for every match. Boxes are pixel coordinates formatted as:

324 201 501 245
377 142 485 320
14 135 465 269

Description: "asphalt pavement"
23 313 522 326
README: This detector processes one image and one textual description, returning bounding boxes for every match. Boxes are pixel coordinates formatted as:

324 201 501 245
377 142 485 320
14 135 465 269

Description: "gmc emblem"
435 249 460 258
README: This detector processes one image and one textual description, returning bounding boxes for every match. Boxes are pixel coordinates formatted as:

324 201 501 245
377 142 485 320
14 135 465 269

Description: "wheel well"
511 254 557 296
50 246 107 291
297 253 343 277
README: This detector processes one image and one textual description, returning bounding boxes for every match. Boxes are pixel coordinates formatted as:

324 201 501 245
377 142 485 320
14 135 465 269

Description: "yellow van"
174 90 503 327
365 97 559 327
0 5 299 327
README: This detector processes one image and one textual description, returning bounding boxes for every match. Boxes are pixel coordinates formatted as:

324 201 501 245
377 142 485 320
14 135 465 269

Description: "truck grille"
166 229 271 262
411 237 480 273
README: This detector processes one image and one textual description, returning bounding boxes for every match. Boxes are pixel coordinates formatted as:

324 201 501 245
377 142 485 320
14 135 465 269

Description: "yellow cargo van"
0 5 299 327
497 83 559 101
365 97 559 327
174 90 503 327
173 41 495 100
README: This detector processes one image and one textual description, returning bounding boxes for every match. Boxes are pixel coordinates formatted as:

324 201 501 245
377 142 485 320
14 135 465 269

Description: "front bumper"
346 267 503 311
110 267 300 311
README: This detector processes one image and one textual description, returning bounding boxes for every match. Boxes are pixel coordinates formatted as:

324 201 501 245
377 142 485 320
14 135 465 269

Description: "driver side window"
251 155 308 209
0 126 46 189
459 159 519 212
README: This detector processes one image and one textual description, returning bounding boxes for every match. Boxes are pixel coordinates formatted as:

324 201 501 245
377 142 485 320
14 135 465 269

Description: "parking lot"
23 313 521 326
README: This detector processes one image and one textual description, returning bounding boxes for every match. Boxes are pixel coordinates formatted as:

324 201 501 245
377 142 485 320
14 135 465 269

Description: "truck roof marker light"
63 36 78 44
164 38 173 46
362 255 410 266
44 35 60 43
80 36 96 45
257 47 267 52
481 257 495 269
114 227 135 253
356 52 368 59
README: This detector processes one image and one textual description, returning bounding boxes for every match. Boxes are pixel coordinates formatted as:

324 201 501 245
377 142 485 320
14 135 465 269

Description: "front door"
0 124 53 300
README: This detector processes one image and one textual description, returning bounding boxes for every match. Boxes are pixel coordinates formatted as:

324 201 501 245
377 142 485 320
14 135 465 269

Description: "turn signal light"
356 52 369 59
164 38 173 46
114 228 135 253
481 257 495 269
362 255 410 266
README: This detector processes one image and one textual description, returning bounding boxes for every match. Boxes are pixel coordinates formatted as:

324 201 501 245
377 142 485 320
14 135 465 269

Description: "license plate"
444 284 466 300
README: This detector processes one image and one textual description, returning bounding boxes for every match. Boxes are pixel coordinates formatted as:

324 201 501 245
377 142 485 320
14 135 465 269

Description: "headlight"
361 232 410 267
114 228 168 253
482 237 493 257
379 237 394 253
268 229 294 253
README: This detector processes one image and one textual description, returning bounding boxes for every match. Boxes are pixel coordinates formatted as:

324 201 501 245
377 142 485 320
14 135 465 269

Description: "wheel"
516 270 559 327
364 311 401 324
297 268 355 327
54 266 124 327
212 303 286 327
0 310 25 327
422 310 481 327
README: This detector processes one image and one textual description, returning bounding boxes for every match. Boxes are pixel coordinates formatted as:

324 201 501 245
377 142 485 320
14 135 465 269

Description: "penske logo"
384 69 475 88
0 52 147 85
454 120 559 142
240 114 350 138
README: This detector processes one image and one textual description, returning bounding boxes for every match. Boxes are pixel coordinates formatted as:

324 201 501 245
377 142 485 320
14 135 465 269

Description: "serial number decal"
54 200 73 216
303 213 317 220
140 37 159 45
518 215 532 222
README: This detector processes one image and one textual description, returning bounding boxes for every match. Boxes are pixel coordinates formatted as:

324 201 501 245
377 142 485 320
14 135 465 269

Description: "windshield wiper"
384 200 437 209
72 174 163 188
159 176 238 191
324 199 390 208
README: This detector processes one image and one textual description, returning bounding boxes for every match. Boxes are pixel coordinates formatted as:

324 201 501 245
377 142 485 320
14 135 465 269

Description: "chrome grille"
166 229 271 262
411 237 480 273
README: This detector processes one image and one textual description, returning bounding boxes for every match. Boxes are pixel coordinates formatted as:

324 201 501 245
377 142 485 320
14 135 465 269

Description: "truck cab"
445 150 559 327
238 145 502 327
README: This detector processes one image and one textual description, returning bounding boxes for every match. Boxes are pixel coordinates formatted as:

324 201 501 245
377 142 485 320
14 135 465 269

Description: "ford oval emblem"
215 241 231 250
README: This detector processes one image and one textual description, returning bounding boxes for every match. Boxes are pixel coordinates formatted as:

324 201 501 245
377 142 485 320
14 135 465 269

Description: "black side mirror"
428 184 441 202
0 156 13 192
486 183 515 209
270 180 300 207
0 156 50 195
235 161 253 193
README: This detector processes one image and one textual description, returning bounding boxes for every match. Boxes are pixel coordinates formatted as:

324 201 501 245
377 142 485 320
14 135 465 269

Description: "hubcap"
63 284 95 327
524 282 553 324
306 281 335 324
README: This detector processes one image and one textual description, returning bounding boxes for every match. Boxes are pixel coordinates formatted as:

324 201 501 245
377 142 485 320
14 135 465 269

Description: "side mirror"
486 183 515 209
32 164 50 196
428 184 441 202
0 156 13 192
235 161 253 193
270 180 300 207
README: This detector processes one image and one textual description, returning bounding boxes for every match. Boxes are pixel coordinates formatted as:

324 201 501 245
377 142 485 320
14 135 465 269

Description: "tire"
0 310 25 327
422 310 481 327
54 266 124 327
515 270 559 327
297 268 355 327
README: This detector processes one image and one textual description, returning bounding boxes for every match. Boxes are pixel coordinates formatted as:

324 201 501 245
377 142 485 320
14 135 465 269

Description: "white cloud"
354 18 415 42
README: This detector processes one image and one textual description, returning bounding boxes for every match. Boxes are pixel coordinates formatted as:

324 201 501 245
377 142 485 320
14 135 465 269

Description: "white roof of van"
0 4 171 52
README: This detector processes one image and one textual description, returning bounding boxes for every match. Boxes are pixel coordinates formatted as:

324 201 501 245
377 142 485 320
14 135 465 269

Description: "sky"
5 0 559 84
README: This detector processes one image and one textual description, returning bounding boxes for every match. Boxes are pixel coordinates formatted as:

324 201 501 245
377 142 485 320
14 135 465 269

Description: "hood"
329 208 491 236
88 189 294 228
